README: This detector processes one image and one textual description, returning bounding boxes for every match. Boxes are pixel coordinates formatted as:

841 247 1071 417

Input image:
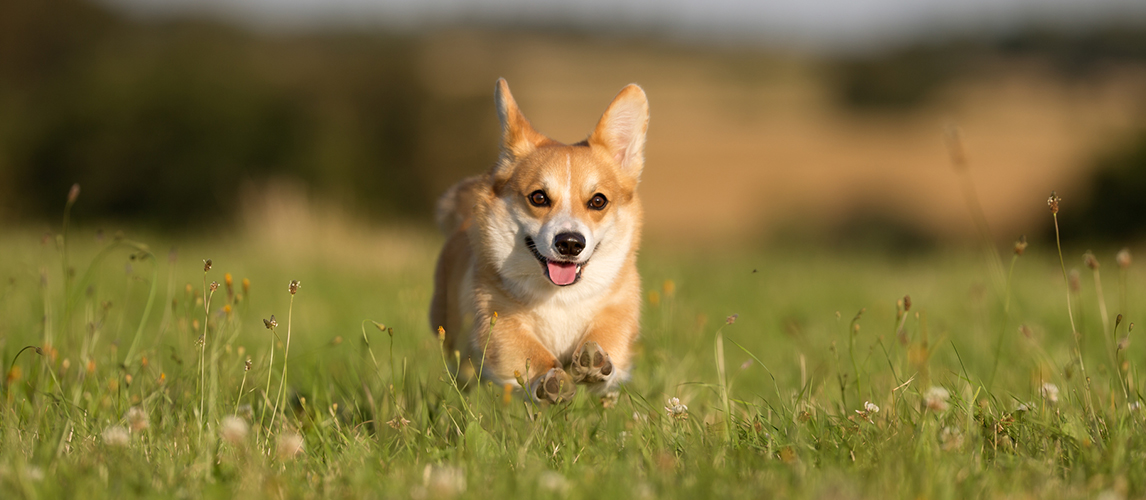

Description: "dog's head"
475 79 649 296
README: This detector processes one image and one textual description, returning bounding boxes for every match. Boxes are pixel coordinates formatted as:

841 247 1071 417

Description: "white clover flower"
102 425 130 447
220 416 249 444
1041 383 1060 404
924 386 950 412
864 401 879 413
1130 401 1141 412
664 397 689 420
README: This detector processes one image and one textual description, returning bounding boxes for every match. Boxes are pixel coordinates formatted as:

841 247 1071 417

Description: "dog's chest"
529 299 598 360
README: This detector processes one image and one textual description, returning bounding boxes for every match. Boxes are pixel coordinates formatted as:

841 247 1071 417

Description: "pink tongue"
546 261 578 285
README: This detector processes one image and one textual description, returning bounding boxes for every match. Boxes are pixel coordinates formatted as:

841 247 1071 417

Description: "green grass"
0 220 1144 499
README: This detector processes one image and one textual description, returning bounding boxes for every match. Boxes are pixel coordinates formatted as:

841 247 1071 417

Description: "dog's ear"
588 84 649 180
494 78 547 163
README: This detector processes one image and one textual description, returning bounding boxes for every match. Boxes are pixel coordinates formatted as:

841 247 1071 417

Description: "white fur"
476 182 635 365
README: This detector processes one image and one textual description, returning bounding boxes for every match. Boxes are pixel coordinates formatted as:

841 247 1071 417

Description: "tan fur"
429 78 649 401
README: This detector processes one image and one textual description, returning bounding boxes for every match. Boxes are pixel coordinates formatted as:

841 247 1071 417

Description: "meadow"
1 193 1144 499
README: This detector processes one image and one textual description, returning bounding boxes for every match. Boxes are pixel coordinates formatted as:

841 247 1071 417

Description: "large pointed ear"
588 84 649 180
495 78 548 162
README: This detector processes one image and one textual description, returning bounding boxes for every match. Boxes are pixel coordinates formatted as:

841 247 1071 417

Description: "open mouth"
525 237 583 286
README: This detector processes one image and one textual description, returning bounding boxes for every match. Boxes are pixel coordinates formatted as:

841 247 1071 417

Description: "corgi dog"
430 78 649 403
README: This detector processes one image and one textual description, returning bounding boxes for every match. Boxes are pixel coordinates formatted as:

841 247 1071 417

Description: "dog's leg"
475 314 575 404
571 303 637 393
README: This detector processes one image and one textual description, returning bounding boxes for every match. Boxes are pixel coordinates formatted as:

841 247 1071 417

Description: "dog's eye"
588 193 608 210
528 190 549 207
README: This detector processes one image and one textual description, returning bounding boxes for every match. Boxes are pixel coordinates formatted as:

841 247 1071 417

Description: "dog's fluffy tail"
434 175 485 235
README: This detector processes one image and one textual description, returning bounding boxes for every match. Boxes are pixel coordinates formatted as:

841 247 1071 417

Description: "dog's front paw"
570 341 614 384
533 367 576 403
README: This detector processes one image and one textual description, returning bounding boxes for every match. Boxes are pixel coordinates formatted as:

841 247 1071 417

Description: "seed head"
1084 251 1099 270
203 259 213 272
1047 192 1061 214
387 416 412 430
924 386 950 412
726 314 738 325
276 432 304 460
1117 248 1131 269
1068 269 1081 293
1013 235 1028 256
67 183 81 204
209 281 219 292
102 426 129 447
1116 314 1123 328
244 357 252 371
125 406 149 432
903 295 912 312
220 415 249 444
1040 383 1060 403
288 280 300 295
264 315 277 329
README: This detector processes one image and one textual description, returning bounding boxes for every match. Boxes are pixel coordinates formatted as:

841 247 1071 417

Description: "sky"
107 0 1146 51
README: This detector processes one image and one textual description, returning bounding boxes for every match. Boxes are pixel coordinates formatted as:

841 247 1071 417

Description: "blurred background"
2 0 1145 248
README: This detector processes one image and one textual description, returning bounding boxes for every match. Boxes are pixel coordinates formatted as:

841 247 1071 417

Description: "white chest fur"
527 295 601 360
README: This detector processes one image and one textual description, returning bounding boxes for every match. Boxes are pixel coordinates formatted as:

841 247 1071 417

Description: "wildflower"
856 401 879 422
1013 235 1028 256
939 426 964 451
102 426 130 446
1040 383 1060 404
387 416 412 430
423 465 466 497
220 416 249 444
276 432 304 460
203 259 212 272
924 386 950 412
1047 191 1061 214
662 280 676 296
224 273 233 288
601 391 619 408
664 397 689 420
125 406 149 432
1084 251 1099 270
242 278 251 293
288 280 301 295
538 471 570 494
6 366 21 385
648 290 661 306
1116 248 1131 269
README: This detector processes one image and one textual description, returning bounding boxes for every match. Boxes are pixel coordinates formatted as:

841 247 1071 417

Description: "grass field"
1 202 1145 499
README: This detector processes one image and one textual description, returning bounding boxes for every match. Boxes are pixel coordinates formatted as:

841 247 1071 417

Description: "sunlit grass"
0 206 1144 498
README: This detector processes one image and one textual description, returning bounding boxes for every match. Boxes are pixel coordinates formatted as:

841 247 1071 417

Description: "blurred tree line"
0 0 498 227
1 0 1143 237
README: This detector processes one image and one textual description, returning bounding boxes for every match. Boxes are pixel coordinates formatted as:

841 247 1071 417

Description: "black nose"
554 232 586 257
